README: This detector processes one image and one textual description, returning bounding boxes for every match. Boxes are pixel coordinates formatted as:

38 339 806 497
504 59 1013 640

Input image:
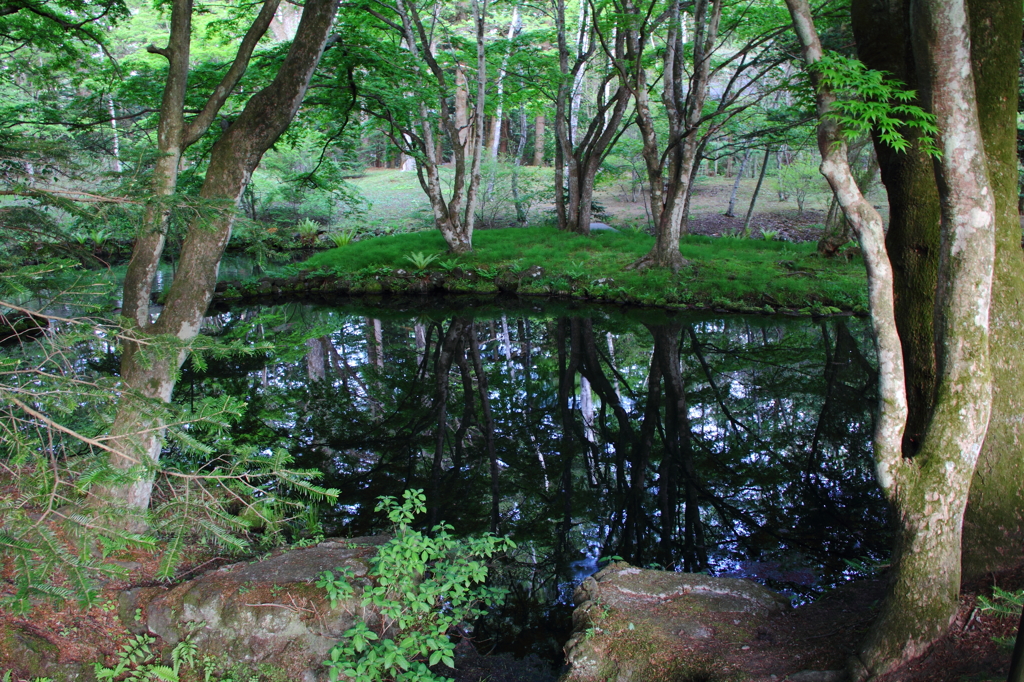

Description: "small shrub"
319 489 513 682
329 229 357 248
404 251 440 270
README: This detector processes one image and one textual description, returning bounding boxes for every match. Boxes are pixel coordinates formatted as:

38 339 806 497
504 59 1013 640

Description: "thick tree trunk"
99 0 339 521
120 0 279 327
120 0 191 328
850 0 941 451
959 0 1024 579
853 0 1024 578
786 0 995 675
857 0 995 673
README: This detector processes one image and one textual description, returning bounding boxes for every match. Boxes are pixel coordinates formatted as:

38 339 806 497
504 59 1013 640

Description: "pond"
176 297 889 664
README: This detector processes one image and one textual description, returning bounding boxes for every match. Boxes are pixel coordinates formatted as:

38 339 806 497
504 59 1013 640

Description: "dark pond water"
177 298 890 662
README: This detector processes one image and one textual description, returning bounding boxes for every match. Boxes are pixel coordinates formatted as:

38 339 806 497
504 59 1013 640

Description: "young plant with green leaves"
318 489 513 682
812 51 940 157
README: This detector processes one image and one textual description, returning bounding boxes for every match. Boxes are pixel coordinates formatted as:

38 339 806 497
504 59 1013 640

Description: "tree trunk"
511 108 530 225
490 6 521 160
98 0 339 522
853 0 1024 579
959 0 1024 579
742 147 771 237
533 114 545 166
120 0 280 328
786 0 996 676
724 149 750 217
551 0 629 235
383 0 487 254
627 0 723 271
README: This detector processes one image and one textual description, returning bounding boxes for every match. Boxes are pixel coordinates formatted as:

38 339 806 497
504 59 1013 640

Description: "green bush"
318 490 513 682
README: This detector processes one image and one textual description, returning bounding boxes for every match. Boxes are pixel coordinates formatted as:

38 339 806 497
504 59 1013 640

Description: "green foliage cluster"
0 265 339 610
318 490 513 682
89 633 275 682
977 586 1024 619
814 51 940 156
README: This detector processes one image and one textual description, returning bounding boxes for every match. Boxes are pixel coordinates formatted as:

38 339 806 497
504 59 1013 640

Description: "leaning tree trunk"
741 147 770 237
120 0 280 327
99 0 340 523
724 149 750 217
785 0 996 677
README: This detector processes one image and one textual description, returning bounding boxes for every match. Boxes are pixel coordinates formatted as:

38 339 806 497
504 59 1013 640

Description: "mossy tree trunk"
785 0 997 677
958 0 1024 579
98 0 341 524
853 0 1024 579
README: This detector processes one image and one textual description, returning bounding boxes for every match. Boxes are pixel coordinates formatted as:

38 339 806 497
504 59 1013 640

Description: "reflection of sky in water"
186 303 887 613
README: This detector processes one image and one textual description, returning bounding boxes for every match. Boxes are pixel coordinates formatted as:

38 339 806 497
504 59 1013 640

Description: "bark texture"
959 0 1024 579
101 0 339 522
785 0 997 677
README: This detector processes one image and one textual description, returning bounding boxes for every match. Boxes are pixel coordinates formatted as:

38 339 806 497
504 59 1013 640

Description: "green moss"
594 616 729 682
298 227 868 314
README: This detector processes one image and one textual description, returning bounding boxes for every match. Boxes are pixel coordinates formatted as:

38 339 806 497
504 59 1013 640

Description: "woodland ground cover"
271 167 872 314
299 226 869 314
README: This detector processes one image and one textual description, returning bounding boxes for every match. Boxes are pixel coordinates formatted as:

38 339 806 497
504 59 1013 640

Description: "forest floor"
335 166 891 239
0 548 1019 682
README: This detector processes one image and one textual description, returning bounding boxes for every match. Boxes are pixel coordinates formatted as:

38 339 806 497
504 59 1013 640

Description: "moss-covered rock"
561 562 789 682
122 537 387 681
0 624 96 681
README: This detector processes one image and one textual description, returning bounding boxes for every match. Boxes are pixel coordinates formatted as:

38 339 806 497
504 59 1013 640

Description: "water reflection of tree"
181 306 888 595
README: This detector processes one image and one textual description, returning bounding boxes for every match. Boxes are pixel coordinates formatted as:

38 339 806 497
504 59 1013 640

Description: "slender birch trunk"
490 6 521 159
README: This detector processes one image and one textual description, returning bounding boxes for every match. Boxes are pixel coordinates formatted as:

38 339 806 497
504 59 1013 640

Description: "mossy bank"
214 227 868 315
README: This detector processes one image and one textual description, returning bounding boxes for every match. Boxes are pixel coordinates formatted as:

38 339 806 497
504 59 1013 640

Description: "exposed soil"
591 177 848 245
1 551 1020 682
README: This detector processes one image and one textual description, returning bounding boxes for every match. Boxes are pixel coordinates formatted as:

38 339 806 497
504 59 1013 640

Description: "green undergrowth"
299 227 868 315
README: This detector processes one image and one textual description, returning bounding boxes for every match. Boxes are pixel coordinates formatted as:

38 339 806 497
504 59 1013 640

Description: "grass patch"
297 227 868 314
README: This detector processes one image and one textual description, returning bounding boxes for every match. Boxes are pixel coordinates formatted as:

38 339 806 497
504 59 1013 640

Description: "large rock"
121 537 387 681
562 562 790 682
0 625 96 681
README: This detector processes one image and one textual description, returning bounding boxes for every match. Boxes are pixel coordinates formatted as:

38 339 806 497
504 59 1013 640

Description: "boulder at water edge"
119 537 388 682
562 562 791 682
